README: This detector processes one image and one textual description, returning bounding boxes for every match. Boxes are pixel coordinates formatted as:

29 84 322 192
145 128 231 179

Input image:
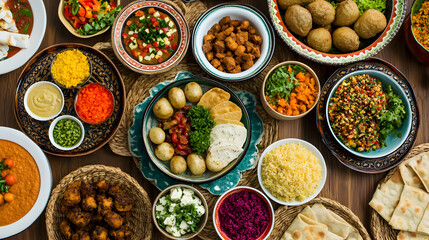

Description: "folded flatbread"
0 0 18 33
0 31 29 49
408 153 429 192
369 170 404 222
417 204 429 235
389 185 429 232
400 161 425 190
398 231 429 240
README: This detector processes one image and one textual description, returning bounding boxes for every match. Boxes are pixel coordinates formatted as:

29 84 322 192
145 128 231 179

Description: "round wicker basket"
268 197 371 240
45 165 152 240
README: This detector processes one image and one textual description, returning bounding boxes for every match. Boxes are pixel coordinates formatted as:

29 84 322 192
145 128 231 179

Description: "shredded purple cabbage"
218 190 270 240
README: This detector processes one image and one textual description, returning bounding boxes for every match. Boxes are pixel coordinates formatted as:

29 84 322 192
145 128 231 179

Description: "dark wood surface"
1 0 427 239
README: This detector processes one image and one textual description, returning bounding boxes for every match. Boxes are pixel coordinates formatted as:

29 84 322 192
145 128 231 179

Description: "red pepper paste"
75 84 114 124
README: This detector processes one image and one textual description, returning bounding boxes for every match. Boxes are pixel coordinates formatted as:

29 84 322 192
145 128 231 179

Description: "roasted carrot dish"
265 65 318 116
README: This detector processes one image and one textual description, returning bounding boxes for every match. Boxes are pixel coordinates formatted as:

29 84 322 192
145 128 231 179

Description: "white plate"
0 0 47 75
0 126 52 238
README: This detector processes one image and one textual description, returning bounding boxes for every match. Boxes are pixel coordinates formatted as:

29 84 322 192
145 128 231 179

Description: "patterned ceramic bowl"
192 3 275 82
267 0 407 65
48 115 85 151
111 0 189 74
404 0 429 66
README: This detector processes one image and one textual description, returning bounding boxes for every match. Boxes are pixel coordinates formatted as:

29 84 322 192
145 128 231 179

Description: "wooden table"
1 0 427 239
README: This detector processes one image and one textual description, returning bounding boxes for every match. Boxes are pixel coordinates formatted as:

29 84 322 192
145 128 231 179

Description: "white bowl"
48 115 85 151
23 81 64 121
0 127 52 238
257 138 327 206
0 0 46 75
192 3 275 82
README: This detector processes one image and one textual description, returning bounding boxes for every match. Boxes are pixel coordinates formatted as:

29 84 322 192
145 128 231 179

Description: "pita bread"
281 214 342 240
197 88 230 110
369 170 405 222
213 117 244 126
210 101 242 120
206 144 243 172
400 163 425 190
417 205 429 235
213 111 242 122
209 124 247 148
389 185 429 232
408 153 429 192
398 231 429 240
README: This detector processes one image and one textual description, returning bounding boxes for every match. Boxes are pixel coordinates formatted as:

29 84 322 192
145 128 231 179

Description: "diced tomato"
179 135 188 145
160 14 165 19
122 33 127 39
180 117 187 125
161 49 167 53
172 43 177 50
148 7 155 15
158 58 163 63
172 133 179 143
168 36 174 41
110 0 116 8
126 20 132 26
175 149 189 156
151 17 156 23
131 50 138 58
64 5 73 19
162 27 169 32
135 10 144 17
133 33 138 38
152 42 159 47
92 14 97 19
126 39 132 44
174 112 184 120
153 21 159 27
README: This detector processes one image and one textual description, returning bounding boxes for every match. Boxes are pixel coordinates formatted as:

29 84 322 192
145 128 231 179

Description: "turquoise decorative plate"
129 72 263 194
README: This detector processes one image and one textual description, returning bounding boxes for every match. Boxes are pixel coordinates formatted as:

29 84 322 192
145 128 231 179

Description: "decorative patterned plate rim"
267 0 407 65
14 43 126 157
316 58 420 173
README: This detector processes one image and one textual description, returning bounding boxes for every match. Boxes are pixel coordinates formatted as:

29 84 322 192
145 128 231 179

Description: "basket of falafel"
269 0 407 64
45 165 153 240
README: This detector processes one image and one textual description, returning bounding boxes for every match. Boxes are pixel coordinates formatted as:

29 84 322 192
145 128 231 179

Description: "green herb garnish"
22 23 29 34
186 106 215 155
53 119 82 147
18 8 32 17
76 2 123 35
265 65 306 103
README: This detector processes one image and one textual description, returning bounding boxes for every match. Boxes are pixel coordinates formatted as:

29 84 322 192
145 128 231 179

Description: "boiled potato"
184 82 203 103
153 98 174 119
354 9 387 39
285 5 312 37
168 87 186 109
170 156 187 174
155 142 174 161
149 127 165 145
187 154 206 175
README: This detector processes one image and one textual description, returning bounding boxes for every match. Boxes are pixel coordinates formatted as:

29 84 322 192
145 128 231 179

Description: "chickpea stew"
122 7 179 65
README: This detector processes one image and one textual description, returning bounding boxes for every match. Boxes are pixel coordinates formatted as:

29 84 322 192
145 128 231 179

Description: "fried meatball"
66 207 92 228
91 226 109 240
332 27 360 52
278 0 315 10
97 195 114 216
114 193 134 212
202 42 212 53
285 5 312 37
60 220 73 239
82 196 97 212
235 45 246 56
63 181 82 207
307 28 332 52
225 37 238 51
214 40 225 52
96 180 110 194
334 0 359 26
104 211 123 229
110 226 132 240
308 0 335 26
236 31 249 45
354 9 387 39
81 183 96 198
222 57 236 71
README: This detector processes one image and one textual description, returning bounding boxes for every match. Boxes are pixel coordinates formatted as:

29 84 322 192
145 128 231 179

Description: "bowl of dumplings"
268 0 407 65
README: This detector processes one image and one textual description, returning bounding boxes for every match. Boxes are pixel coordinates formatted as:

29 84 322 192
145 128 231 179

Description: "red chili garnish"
75 84 115 124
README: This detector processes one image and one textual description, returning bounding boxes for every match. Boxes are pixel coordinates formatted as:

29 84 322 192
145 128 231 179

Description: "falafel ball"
332 27 360 52
333 0 360 27
308 0 335 26
278 0 315 10
354 9 387 39
285 5 313 37
307 28 332 52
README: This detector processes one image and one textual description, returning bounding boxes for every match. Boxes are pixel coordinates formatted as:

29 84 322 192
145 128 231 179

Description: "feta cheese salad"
155 187 206 237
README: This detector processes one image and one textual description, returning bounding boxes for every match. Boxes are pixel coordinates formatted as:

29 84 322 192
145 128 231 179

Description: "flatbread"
400 162 425 190
417 204 429 235
281 214 342 240
369 170 405 222
408 153 429 192
206 144 243 172
398 231 429 240
389 185 429 232
213 111 242 122
209 124 247 148
213 117 244 126
210 101 242 120
197 88 230 110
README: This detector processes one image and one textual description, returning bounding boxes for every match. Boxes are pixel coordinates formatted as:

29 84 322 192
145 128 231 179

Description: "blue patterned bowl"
326 70 412 159
142 77 251 183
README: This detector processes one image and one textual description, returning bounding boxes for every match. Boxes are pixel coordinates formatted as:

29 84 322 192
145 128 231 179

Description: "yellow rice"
412 0 429 50
261 143 322 202
51 49 90 88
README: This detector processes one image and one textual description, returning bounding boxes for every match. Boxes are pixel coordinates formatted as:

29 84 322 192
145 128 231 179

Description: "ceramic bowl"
257 139 327 206
212 186 275 240
267 0 407 65
58 0 121 38
142 77 251 184
111 0 189 74
192 3 275 82
48 115 85 151
404 0 429 66
23 81 64 121
0 0 46 75
260 61 320 120
0 127 52 238
152 184 208 240
325 70 412 159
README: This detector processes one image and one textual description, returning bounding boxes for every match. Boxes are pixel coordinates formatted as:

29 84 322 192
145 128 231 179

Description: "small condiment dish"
48 115 85 151
23 81 64 121
260 61 320 120
152 184 208 240
213 186 274 240
257 139 327 206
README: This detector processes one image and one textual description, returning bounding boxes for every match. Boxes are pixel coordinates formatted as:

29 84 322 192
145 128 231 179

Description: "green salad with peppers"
53 118 82 147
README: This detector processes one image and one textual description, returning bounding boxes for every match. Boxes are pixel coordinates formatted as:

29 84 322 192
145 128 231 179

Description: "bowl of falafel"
268 0 407 65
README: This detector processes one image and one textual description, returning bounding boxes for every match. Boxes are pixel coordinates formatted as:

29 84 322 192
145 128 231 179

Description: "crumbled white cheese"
163 215 176 226
159 29 163 34
166 226 181 237
171 187 183 200
169 203 177 213
145 28 150 33
142 43 147 47
153 11 160 18
157 50 163 56
148 47 153 53
159 196 167 205
165 17 170 23
138 55 143 62
180 194 194 206
130 36 135 41
166 32 172 37
128 31 134 35
183 189 193 196
169 21 174 28
196 205 205 217
129 42 138 50
139 16 145 20
144 56 152 61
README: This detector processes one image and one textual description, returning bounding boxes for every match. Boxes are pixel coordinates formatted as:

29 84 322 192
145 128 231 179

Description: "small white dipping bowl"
24 81 64 121
48 115 85 151
257 138 327 206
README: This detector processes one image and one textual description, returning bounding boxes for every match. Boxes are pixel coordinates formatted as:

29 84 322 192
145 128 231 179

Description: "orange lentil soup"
0 140 40 226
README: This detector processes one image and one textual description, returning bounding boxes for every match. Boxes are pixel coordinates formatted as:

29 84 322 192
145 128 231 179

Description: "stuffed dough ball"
153 98 174 119
187 154 206 175
308 0 335 26
334 0 359 27
170 156 187 174
155 142 175 161
149 127 165 145
354 9 387 39
184 82 203 103
278 0 315 10
332 27 360 52
307 28 332 53
285 5 313 37
168 87 186 109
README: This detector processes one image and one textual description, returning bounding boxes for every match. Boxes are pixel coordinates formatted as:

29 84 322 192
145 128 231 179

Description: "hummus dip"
26 82 63 118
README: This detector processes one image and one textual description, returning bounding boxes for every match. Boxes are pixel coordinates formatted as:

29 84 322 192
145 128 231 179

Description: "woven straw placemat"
370 143 429 240
45 165 153 240
268 197 371 240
